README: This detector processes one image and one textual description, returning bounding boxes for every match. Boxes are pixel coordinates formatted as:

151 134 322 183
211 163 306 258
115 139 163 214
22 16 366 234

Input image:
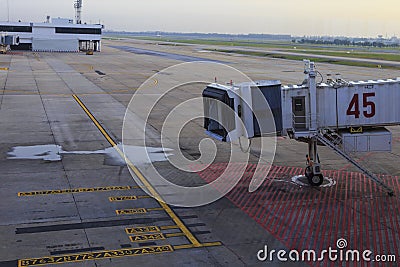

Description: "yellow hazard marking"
350 126 363 134
129 233 165 243
18 245 174 267
125 226 160 234
18 186 133 197
73 94 202 247
108 195 150 202
173 242 223 250
0 67 8 71
115 208 147 215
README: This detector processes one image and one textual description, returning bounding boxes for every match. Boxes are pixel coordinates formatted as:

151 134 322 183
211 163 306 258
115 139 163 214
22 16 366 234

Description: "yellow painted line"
173 244 195 250
18 245 174 267
0 67 9 71
108 195 150 202
115 208 147 215
33 53 40 62
1 90 36 94
165 232 186 238
73 94 116 146
1 89 133 96
18 186 133 197
160 225 180 230
73 94 202 247
80 64 94 71
147 207 164 211
129 233 165 243
173 242 222 250
77 89 133 95
136 78 158 91
125 226 160 234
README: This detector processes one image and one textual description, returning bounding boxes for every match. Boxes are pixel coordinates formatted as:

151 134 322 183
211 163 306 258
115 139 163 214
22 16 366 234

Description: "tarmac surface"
0 38 399 267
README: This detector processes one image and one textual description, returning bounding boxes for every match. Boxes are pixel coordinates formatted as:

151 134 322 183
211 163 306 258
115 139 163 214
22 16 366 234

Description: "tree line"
293 38 399 47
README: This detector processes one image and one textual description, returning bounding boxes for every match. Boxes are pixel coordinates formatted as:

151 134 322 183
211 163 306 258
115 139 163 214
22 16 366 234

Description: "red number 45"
346 93 376 119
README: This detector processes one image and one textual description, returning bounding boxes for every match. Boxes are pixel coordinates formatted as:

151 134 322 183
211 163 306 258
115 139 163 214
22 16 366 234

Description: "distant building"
0 17 103 52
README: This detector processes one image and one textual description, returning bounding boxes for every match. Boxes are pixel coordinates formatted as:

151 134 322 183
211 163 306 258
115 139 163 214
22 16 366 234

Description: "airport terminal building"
0 18 103 52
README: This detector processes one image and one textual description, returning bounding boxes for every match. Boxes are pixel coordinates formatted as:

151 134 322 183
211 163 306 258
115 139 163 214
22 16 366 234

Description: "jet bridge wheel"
305 167 324 187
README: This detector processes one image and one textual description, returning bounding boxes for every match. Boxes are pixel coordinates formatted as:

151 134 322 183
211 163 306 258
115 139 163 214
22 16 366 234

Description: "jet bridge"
203 60 400 195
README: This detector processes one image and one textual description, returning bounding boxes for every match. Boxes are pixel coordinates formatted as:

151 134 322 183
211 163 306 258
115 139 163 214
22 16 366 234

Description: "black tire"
308 174 324 187
305 166 312 178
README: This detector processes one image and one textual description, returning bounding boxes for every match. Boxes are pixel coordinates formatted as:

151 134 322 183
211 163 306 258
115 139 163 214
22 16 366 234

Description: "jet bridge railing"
317 130 394 196
292 113 320 132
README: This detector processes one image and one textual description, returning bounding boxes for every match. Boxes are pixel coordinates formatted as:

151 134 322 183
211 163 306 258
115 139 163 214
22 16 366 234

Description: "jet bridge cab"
203 80 283 142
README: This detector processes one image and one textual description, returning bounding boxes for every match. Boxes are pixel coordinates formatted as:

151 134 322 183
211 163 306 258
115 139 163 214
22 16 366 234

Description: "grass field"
281 49 400 62
128 36 288 49
210 49 400 70
105 35 400 69
127 36 400 54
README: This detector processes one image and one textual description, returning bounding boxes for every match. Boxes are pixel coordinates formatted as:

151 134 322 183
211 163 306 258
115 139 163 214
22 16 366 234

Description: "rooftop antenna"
7 0 10 22
74 0 82 24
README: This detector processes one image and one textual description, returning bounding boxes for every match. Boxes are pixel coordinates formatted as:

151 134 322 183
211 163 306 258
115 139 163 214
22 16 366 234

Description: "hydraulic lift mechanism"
203 60 399 196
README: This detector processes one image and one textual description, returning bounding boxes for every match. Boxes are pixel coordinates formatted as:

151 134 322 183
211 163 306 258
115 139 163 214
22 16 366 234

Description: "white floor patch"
291 175 336 188
7 145 63 161
7 144 173 165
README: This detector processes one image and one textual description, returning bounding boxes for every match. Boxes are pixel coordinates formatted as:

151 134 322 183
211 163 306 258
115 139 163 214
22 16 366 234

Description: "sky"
1 0 399 37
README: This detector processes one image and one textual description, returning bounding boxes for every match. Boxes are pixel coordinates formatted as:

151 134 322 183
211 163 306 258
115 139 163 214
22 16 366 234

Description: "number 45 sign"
346 93 376 119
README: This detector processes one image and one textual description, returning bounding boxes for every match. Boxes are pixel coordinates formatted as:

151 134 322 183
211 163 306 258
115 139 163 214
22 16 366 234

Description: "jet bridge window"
55 27 102 35
0 25 32 32
294 98 304 112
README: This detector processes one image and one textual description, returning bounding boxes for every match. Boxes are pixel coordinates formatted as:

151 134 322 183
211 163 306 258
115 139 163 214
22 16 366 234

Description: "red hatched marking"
194 163 400 266
8 51 24 56
241 165 270 215
251 168 277 220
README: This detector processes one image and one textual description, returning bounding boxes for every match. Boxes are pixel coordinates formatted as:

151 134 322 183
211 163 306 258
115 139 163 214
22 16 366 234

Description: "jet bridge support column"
304 60 323 186
306 60 318 132
305 137 324 186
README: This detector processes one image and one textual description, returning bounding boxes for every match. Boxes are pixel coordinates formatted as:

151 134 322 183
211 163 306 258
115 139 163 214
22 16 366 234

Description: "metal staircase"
317 130 395 196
